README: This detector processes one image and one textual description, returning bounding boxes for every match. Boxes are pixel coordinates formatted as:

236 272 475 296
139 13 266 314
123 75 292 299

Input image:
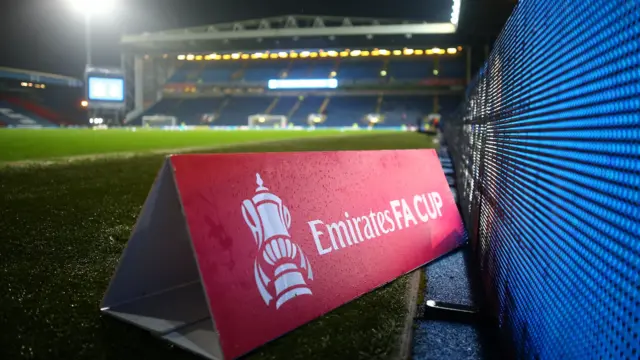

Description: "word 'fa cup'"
242 173 313 309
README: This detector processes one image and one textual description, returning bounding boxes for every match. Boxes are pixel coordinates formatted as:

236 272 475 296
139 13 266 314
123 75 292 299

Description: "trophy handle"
242 199 263 248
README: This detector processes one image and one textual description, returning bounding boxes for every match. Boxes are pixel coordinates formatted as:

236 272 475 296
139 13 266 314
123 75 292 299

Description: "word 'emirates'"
308 192 445 255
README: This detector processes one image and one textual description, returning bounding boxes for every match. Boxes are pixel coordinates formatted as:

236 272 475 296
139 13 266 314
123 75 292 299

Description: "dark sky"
0 0 451 77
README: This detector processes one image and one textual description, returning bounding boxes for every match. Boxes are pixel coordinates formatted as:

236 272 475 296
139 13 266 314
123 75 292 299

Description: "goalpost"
248 114 288 128
142 115 178 128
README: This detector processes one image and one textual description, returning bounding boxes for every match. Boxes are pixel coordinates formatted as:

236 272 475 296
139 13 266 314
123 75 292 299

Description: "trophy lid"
255 173 268 192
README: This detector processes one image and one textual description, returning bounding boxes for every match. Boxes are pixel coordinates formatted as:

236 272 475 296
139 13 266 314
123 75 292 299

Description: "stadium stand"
0 100 55 127
132 51 464 127
167 57 458 85
0 67 85 127
121 15 468 128
289 95 325 124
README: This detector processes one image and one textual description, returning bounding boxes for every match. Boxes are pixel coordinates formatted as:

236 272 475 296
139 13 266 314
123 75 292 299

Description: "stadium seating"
0 86 85 126
387 60 434 80
380 95 434 126
323 96 377 125
167 56 465 84
143 98 224 124
268 96 299 116
337 60 384 81
439 57 466 78
139 54 465 127
0 100 57 127
217 97 273 125
289 96 325 124
4 97 68 126
286 60 334 79
132 94 446 127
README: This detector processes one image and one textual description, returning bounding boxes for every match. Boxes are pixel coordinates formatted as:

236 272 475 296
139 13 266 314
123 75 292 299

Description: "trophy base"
274 263 312 308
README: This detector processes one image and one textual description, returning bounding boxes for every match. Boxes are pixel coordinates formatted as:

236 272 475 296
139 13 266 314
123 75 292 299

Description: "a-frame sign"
102 150 466 359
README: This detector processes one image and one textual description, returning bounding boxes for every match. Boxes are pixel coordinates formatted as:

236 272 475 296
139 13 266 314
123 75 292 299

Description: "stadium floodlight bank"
142 115 178 128
248 114 288 128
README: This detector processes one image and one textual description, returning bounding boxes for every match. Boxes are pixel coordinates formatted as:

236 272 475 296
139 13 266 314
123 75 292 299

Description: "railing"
443 0 640 358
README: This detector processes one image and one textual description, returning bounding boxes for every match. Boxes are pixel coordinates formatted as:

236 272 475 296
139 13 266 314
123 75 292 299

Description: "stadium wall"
444 0 640 358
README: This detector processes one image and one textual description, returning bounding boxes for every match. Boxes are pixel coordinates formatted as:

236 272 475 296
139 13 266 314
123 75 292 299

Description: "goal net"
142 115 178 128
248 114 287 128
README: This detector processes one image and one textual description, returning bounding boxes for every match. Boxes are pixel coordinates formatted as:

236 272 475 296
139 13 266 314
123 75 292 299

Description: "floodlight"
451 0 461 26
68 0 116 15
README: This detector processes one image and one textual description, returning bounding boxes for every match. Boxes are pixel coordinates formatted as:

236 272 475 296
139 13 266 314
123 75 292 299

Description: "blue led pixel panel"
443 0 640 359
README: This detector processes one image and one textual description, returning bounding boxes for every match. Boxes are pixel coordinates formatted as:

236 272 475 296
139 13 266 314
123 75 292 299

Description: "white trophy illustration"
242 173 313 309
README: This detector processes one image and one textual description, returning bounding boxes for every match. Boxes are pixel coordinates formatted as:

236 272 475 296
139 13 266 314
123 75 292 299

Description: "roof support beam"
122 23 456 45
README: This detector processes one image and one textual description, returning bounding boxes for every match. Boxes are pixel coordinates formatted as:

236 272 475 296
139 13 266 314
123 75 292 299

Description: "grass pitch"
0 130 433 360
0 128 376 163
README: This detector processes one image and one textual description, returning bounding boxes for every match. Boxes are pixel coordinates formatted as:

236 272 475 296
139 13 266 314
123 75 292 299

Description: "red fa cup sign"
101 150 465 359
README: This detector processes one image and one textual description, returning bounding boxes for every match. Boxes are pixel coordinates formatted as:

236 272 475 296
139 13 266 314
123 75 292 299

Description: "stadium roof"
0 66 83 87
121 14 460 53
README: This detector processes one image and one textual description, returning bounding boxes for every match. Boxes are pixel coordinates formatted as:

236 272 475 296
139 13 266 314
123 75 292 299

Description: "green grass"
0 128 374 163
0 131 432 360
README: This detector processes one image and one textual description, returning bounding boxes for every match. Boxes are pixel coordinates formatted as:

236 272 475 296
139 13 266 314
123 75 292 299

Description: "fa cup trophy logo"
241 174 313 309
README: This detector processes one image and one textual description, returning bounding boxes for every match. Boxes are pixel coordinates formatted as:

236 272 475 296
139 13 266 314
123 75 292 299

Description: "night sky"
0 0 453 77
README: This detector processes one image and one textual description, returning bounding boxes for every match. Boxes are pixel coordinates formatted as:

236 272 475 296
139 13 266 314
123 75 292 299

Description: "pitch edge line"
0 132 396 169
